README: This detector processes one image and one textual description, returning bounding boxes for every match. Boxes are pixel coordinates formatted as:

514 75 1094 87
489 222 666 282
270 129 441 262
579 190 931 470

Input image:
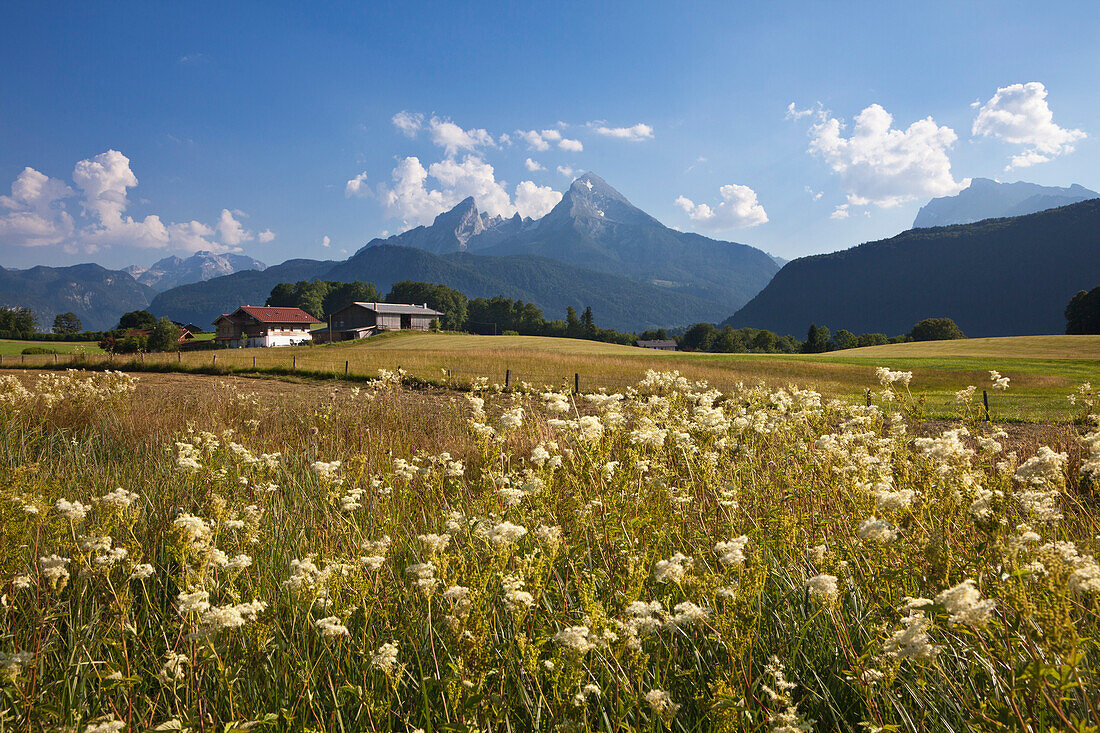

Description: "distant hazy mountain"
460 173 780 315
0 264 153 331
135 172 782 332
725 199 1100 338
125 250 267 292
913 178 1098 228
148 258 338 328
152 244 724 332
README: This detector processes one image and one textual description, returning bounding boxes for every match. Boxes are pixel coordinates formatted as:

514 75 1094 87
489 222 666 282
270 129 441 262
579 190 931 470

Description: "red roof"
236 306 322 325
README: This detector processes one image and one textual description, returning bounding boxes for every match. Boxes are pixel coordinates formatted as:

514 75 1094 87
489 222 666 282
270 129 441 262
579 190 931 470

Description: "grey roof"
636 339 677 348
345 301 444 316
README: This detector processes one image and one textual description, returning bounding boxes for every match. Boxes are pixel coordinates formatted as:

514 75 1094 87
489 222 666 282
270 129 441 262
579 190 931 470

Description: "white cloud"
674 184 768 230
558 138 583 152
427 156 513 216
786 102 823 121
591 123 653 141
557 165 576 178
0 167 75 247
0 149 269 256
258 229 275 243
380 155 516 227
428 116 495 156
806 104 968 208
830 204 850 220
321 235 331 248
804 186 823 201
216 208 252 246
516 128 563 151
392 110 424 137
971 82 1086 169
514 180 562 219
524 158 544 172
345 171 371 198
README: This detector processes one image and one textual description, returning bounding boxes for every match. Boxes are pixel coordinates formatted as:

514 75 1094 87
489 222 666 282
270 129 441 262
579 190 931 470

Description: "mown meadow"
1 365 1099 731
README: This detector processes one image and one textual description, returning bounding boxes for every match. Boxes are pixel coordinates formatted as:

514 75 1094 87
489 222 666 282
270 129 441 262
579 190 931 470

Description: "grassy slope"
5 332 1097 421
0 340 104 355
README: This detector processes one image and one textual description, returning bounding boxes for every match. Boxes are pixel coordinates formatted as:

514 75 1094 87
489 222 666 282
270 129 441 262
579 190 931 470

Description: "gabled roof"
343 301 444 316
214 306 322 325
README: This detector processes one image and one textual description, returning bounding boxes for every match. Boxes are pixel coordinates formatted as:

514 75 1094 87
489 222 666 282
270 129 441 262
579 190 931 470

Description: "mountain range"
124 251 267 292
0 264 153 331
726 198 1100 338
149 173 780 331
913 178 1098 228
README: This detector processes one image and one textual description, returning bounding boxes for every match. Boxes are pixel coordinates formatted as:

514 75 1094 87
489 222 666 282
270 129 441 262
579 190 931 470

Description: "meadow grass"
0 366 1099 731
4 333 1097 421
0 340 103 356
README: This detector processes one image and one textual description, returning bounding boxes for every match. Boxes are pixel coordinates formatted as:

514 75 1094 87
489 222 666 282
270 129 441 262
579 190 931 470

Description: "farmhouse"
636 339 677 350
315 301 444 342
213 306 321 348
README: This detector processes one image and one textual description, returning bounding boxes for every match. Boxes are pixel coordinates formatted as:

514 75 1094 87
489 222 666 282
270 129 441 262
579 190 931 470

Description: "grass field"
1 366 1098 730
0 339 103 356
2 333 1097 421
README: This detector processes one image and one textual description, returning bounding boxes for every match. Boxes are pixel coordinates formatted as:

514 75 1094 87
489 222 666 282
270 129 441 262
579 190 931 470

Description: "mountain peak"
914 178 1099 228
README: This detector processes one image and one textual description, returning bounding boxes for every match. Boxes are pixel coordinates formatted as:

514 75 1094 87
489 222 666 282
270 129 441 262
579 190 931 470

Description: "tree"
680 323 717 352
857 333 889 347
1065 286 1100 334
909 317 965 341
117 310 157 331
52 312 82 335
565 307 580 337
147 317 181 352
831 329 858 350
0 307 38 337
803 323 831 353
580 307 596 337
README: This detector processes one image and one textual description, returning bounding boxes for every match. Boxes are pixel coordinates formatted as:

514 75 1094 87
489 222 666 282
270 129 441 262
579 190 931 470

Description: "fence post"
865 388 872 407
982 390 990 421
505 369 511 389
574 373 580 395
21 354 24 364
253 356 256 369
178 352 181 363
293 355 296 370
53 353 57 364
345 360 349 376
213 354 217 367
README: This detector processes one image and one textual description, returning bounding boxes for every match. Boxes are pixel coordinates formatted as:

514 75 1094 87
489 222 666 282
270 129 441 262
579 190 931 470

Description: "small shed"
636 339 677 351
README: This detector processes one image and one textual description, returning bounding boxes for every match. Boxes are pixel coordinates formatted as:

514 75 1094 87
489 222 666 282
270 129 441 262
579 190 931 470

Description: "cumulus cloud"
524 158 544 172
345 171 371 198
0 149 269 256
0 167 76 247
514 180 562 219
321 235 331 248
806 103 968 208
830 204 850 220
428 117 495 156
258 229 275 243
674 184 768 230
971 82 1086 169
805 186 823 201
557 165 576 179
516 128 563 151
380 155 517 227
392 110 424 137
591 123 653 141
215 209 252 246
558 138 583 152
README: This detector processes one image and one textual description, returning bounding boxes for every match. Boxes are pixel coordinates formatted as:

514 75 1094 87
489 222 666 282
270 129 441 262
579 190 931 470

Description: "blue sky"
1 0 1097 269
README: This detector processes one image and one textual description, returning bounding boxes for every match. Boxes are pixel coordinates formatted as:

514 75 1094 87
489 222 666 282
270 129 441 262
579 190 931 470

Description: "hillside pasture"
0 339 104 356
3 332 1097 421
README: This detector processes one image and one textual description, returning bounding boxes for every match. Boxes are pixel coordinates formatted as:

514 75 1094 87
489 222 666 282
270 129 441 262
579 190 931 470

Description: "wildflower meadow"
1 367 1098 731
